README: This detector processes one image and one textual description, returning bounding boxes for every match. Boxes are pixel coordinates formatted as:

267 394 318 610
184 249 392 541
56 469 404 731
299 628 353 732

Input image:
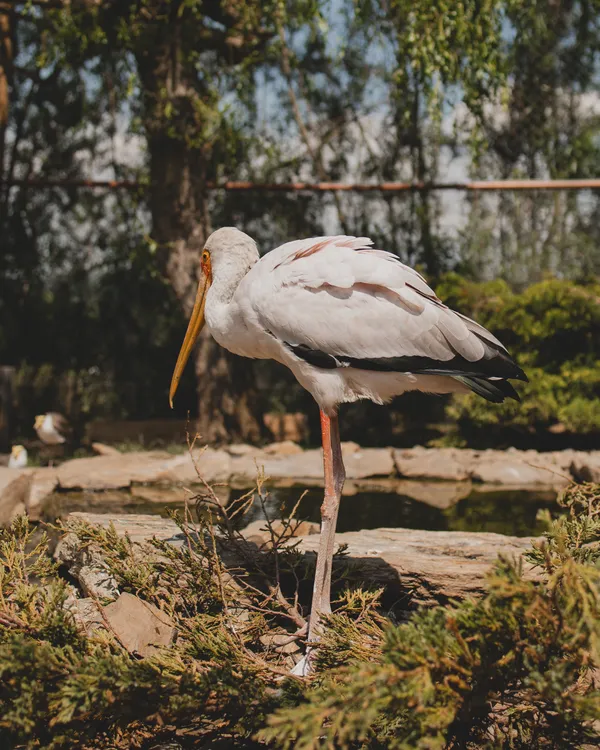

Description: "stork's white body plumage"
169 228 527 674
204 233 520 414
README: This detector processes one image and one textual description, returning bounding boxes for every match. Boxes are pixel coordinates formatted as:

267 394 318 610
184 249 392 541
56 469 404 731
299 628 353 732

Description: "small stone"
54 531 120 600
263 440 303 456
91 442 122 456
260 631 301 655
69 597 105 633
226 443 257 456
102 592 175 657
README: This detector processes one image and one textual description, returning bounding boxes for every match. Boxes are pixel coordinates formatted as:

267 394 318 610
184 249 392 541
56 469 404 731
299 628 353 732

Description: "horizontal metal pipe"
2 178 600 191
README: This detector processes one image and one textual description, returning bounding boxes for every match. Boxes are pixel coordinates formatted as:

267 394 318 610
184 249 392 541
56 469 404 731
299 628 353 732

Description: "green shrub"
1 482 600 748
263 483 600 749
436 275 600 438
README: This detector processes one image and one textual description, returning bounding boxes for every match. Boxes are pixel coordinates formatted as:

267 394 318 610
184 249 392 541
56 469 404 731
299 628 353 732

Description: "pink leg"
293 410 345 674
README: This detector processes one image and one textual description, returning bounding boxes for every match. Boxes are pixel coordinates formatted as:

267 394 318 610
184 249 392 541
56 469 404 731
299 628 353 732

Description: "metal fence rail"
2 178 600 191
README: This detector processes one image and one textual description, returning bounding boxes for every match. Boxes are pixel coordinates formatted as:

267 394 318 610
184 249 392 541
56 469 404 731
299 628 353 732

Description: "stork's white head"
34 414 46 430
204 227 259 281
169 227 259 408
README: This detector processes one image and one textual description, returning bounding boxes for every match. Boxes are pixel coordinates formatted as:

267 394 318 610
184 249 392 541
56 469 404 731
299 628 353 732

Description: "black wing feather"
285 341 526 404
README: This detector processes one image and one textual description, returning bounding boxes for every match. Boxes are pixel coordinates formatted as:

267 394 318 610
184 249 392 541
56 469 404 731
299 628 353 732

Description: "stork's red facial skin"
201 250 212 280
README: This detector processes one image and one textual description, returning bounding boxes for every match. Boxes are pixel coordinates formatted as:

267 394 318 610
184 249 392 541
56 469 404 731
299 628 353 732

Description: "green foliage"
1 482 600 747
4 0 600 442
263 483 600 749
0 505 288 748
435 274 600 438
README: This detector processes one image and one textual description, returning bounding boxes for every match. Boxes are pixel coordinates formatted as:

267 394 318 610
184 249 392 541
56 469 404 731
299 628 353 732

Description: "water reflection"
44 482 558 538
230 485 557 537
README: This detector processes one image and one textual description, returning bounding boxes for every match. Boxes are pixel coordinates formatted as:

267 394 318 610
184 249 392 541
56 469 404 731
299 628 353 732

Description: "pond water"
43 481 558 537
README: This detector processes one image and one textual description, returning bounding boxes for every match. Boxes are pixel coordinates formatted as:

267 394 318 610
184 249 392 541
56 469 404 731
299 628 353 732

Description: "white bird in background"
34 413 71 445
8 445 28 469
169 228 527 672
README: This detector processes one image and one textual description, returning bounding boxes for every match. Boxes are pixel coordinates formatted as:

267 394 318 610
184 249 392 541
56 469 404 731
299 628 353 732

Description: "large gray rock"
0 466 61 524
342 448 395 479
470 455 565 486
394 447 475 481
37 444 600 495
56 448 232 489
57 452 175 490
61 512 182 544
229 447 394 484
299 527 536 607
230 449 324 483
59 512 536 608
394 446 576 487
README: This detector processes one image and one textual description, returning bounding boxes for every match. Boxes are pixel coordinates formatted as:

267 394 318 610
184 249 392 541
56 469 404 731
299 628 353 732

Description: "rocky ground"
3 441 589 627
1 441 599 525
57 511 538 620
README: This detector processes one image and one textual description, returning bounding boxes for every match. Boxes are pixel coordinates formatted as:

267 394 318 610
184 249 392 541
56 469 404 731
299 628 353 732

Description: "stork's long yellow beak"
169 273 211 408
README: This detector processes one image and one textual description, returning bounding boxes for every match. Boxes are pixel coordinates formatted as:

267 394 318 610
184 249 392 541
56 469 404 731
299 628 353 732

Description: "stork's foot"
290 610 326 676
291 645 317 676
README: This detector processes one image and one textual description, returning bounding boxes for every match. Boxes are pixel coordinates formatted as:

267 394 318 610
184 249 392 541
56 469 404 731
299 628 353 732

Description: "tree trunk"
0 2 14 192
134 13 266 444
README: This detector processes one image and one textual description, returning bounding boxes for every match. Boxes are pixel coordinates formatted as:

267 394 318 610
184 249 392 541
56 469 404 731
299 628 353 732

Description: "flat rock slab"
103 592 175 656
393 446 581 487
299 527 536 607
56 448 234 489
60 512 537 608
394 448 474 482
39 445 600 497
57 451 177 490
64 512 183 545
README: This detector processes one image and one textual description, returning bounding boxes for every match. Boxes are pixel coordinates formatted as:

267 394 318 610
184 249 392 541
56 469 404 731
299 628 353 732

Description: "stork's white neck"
208 246 259 306
202 228 262 357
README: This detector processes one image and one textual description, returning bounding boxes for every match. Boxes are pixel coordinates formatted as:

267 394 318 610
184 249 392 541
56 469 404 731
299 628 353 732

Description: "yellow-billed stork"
169 228 527 673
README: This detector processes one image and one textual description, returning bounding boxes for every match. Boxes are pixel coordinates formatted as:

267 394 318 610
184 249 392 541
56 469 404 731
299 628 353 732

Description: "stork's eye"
202 250 210 263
